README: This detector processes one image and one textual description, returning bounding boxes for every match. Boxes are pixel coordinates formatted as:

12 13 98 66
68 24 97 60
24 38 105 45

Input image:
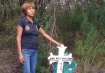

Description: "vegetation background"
0 0 105 73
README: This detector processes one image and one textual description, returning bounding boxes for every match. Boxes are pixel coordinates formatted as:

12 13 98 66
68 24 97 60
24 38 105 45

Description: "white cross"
48 44 73 73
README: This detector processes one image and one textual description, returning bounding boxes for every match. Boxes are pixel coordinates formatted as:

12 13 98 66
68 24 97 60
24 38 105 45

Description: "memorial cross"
48 45 73 73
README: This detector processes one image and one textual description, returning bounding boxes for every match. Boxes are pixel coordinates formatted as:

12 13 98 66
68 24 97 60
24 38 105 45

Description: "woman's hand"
56 42 62 46
18 53 24 64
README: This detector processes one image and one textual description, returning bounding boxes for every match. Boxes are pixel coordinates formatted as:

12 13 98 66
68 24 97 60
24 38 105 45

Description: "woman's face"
26 7 35 17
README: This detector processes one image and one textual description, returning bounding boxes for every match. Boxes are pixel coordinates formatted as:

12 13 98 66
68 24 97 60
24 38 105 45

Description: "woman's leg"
21 49 31 73
30 49 38 73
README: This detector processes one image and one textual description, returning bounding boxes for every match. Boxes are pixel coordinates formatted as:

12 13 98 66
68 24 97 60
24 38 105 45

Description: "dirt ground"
0 49 22 73
0 49 105 73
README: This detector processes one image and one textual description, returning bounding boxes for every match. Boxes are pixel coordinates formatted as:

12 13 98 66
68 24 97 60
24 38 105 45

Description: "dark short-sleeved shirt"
17 16 40 50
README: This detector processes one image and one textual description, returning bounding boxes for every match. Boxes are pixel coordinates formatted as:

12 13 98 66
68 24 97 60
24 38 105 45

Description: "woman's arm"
38 27 61 46
16 26 24 64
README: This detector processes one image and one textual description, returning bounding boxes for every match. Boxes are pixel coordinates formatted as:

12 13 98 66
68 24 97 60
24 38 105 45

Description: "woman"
16 1 61 73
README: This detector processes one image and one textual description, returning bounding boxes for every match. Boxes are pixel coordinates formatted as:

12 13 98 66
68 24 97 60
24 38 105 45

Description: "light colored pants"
21 49 37 73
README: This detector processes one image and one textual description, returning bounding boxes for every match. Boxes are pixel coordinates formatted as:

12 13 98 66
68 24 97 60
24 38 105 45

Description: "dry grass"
0 48 105 73
0 49 22 73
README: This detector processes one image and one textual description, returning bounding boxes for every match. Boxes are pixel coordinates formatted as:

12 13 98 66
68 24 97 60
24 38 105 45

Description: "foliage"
74 10 105 73
56 1 105 72
36 44 48 73
0 0 105 73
